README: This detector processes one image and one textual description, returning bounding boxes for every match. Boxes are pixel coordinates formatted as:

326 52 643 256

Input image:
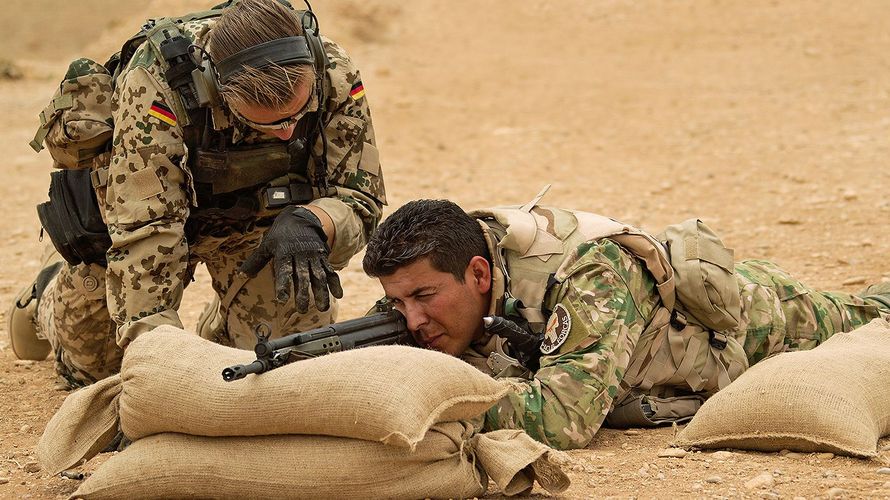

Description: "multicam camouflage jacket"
97 16 385 345
462 204 888 450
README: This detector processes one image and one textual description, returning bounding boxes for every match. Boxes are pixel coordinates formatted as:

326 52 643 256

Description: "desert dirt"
1 0 890 498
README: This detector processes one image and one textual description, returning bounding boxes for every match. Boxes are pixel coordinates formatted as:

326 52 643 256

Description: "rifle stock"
222 307 410 382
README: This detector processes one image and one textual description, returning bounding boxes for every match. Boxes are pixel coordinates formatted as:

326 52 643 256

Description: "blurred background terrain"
0 1 888 497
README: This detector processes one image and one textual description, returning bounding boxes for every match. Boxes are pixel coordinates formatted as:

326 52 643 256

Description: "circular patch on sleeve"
540 303 572 355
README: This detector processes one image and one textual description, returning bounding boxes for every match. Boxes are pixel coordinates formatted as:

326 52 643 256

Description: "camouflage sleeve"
100 60 191 347
483 239 660 450
307 38 385 269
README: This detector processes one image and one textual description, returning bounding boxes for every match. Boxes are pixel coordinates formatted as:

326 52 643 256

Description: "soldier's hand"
239 206 343 313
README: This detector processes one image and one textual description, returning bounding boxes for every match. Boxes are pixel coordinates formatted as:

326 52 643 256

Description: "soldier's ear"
467 256 492 294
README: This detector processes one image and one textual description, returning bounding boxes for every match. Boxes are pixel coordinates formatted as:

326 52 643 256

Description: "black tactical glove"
239 206 343 313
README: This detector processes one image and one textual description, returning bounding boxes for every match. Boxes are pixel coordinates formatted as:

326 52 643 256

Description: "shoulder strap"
117 8 226 74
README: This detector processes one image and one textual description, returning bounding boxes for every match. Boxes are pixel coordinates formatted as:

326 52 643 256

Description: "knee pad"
8 262 63 360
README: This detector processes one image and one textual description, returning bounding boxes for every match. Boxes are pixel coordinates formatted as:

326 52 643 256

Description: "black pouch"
37 169 111 266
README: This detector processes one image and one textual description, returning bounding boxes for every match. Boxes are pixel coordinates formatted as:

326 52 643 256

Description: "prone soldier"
361 198 890 450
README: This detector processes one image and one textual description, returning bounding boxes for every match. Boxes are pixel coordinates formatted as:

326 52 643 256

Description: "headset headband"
216 36 313 84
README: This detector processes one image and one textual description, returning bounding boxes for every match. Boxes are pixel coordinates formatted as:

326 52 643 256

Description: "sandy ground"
1 0 890 498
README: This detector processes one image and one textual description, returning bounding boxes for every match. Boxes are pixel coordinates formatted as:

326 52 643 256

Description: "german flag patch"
148 101 177 126
349 81 365 101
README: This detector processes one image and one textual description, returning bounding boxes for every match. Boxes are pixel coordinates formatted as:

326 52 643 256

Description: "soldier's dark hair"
209 0 315 109
363 200 489 282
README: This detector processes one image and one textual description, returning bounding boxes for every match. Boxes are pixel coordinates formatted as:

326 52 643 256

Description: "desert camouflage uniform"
35 17 385 387
463 206 890 450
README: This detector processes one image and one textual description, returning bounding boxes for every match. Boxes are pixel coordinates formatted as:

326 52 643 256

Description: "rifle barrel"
221 309 409 381
221 359 270 382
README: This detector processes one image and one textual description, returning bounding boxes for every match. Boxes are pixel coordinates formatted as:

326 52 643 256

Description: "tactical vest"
30 2 340 264
469 202 676 334
118 9 331 233
470 197 750 427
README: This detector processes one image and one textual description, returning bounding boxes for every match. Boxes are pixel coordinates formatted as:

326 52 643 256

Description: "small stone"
53 383 70 392
571 464 585 472
778 218 802 225
826 487 846 498
884 481 890 489
711 451 733 460
18 425 30 434
60 470 84 480
13 360 34 367
23 462 40 473
624 429 641 436
817 452 835 460
656 472 665 480
744 472 775 490
842 190 858 201
877 467 890 475
822 470 837 478
637 466 648 478
784 452 806 459
658 448 688 458
691 482 703 491
705 475 722 484
0 477 7 484
842 277 866 286
778 449 791 456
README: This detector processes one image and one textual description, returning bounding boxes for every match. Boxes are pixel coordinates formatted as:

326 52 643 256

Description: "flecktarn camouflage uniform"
463 205 890 450
32 17 385 387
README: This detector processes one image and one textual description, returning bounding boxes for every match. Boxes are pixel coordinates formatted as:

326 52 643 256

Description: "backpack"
658 219 741 335
29 58 115 170
28 6 229 168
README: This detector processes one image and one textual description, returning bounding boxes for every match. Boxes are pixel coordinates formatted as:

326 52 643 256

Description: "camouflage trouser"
734 260 889 365
36 225 338 387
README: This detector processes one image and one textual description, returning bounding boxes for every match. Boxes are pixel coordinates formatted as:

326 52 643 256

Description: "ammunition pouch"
37 170 111 266
187 135 318 235
193 142 294 195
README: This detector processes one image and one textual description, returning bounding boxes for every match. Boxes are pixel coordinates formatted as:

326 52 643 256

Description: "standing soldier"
9 0 386 388
362 198 890 450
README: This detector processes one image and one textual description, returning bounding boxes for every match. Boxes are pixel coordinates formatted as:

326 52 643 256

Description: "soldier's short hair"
209 0 315 109
363 199 489 282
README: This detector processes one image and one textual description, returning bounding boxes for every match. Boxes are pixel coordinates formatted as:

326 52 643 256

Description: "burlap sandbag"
673 318 890 457
120 326 517 448
38 374 121 474
71 423 570 499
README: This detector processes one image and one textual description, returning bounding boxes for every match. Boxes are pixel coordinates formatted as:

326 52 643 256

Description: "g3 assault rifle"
222 301 411 382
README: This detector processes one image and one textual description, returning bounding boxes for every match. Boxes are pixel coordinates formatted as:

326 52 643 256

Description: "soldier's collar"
477 219 507 318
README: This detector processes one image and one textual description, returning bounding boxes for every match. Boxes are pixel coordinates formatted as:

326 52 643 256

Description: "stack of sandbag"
673 318 890 457
39 326 571 499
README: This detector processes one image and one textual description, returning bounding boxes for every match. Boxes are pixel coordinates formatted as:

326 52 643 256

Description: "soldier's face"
378 256 492 356
229 83 314 140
